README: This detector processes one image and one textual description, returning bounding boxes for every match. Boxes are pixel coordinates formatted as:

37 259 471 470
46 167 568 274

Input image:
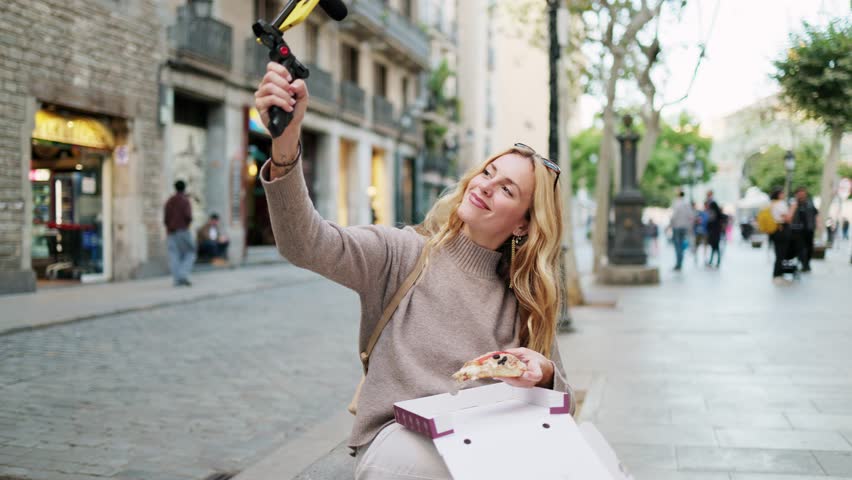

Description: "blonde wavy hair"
417 146 564 358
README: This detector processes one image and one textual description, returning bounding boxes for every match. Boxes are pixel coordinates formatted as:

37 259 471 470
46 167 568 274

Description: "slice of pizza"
452 351 527 383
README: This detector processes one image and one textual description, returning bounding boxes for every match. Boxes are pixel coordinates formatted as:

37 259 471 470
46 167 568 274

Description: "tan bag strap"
359 248 428 373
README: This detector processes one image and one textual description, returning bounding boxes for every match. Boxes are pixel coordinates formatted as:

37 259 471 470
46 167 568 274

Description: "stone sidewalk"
561 239 852 479
0 262 316 336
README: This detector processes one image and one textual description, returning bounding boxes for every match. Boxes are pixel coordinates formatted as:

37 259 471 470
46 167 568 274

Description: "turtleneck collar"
444 233 503 279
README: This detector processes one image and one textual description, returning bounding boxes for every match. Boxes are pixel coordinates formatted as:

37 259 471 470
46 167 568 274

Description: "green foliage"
773 19 852 130
838 163 852 180
570 116 715 207
639 122 714 207
570 128 602 192
744 141 825 195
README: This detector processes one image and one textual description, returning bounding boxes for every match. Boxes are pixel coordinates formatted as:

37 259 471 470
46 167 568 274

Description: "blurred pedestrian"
670 190 693 271
843 218 850 240
768 188 797 284
645 219 659 256
693 205 708 264
705 190 723 268
791 186 818 272
164 180 195 286
197 212 230 264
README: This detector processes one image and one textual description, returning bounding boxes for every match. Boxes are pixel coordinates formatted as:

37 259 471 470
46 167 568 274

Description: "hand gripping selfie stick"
252 0 348 138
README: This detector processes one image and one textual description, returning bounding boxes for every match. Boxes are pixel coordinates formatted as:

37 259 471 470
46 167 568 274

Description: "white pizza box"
394 383 633 480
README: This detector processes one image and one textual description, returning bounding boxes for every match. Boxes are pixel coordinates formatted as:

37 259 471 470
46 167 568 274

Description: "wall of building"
0 0 164 293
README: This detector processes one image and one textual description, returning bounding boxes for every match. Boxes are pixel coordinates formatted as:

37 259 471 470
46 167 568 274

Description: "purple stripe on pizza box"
394 406 454 439
549 392 572 415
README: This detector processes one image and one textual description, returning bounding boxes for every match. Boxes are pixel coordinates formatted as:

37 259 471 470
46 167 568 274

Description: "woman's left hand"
496 347 554 389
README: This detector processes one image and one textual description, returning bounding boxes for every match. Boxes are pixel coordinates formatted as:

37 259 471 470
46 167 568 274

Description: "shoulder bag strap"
359 247 428 373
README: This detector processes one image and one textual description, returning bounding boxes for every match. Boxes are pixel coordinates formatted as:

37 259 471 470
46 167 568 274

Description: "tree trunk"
637 109 660 179
815 125 844 243
592 83 617 273
558 56 584 306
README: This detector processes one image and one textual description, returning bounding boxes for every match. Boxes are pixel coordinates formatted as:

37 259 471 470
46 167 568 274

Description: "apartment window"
374 63 388 97
401 76 409 108
341 44 359 83
401 0 413 20
305 23 319 64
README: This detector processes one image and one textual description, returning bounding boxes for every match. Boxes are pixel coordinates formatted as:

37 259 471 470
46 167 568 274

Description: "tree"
572 0 666 273
744 141 825 195
640 118 714 207
774 18 852 242
570 127 602 193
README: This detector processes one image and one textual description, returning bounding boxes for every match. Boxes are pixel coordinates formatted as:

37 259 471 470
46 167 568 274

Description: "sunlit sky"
577 0 850 128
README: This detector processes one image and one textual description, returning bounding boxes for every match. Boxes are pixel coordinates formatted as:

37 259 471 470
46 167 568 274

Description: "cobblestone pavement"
562 240 852 479
0 276 362 480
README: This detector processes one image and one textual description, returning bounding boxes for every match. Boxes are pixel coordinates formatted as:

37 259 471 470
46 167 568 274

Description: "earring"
509 235 518 289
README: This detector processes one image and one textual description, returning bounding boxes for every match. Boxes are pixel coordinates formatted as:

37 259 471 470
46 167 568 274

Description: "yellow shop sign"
32 110 115 150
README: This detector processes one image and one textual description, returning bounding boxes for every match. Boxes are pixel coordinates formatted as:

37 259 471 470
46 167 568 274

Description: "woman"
769 188 797 284
255 62 575 479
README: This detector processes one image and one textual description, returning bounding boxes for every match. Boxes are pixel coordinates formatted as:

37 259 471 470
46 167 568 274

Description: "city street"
0 238 851 480
0 267 363 480
564 238 852 479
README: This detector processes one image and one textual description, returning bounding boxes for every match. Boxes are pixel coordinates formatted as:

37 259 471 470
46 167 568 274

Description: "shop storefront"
30 109 115 283
245 108 318 245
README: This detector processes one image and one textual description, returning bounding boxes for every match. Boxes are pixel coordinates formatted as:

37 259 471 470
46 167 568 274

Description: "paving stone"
716 428 852 451
732 475 852 480
676 446 823 474
787 413 852 431
629 466 730 480
671 412 791 429
0 279 361 479
596 424 718 447
814 451 852 477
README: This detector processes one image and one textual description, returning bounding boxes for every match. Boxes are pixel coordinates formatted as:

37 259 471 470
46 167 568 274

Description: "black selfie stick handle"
266 39 310 138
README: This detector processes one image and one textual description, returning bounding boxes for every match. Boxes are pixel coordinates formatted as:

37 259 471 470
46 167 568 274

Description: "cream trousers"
355 423 452 479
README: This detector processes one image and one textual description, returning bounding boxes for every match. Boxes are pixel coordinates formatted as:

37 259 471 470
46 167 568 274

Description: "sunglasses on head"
513 143 561 188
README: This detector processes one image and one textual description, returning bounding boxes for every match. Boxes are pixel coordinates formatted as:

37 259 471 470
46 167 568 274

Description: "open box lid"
394 383 628 480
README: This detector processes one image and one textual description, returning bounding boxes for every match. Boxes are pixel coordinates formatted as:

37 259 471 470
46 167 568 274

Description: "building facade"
704 94 852 207
0 0 434 294
1 0 165 294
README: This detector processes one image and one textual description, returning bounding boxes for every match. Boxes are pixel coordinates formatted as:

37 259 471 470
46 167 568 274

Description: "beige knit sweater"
261 159 575 449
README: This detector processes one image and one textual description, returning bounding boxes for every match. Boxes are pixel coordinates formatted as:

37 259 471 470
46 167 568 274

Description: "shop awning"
32 110 115 150
248 107 269 136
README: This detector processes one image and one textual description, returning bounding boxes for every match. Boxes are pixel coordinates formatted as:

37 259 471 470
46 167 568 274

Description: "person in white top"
670 190 694 271
769 188 797 283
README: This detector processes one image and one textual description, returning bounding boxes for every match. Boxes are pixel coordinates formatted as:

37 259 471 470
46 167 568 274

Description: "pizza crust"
452 351 527 383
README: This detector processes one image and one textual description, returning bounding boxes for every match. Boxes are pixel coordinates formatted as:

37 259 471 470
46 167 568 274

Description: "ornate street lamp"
784 149 796 200
679 145 700 203
190 0 212 18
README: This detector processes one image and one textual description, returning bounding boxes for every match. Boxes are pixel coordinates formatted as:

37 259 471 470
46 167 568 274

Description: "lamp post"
678 145 702 204
189 0 212 17
610 115 647 266
784 149 796 201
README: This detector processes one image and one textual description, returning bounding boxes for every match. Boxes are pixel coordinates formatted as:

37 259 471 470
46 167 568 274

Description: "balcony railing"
423 152 452 177
349 0 430 67
172 6 232 70
341 80 366 118
384 7 430 66
304 63 336 105
373 95 396 129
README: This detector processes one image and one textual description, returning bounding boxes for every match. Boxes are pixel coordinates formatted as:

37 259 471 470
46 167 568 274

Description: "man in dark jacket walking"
792 186 818 272
164 180 196 286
